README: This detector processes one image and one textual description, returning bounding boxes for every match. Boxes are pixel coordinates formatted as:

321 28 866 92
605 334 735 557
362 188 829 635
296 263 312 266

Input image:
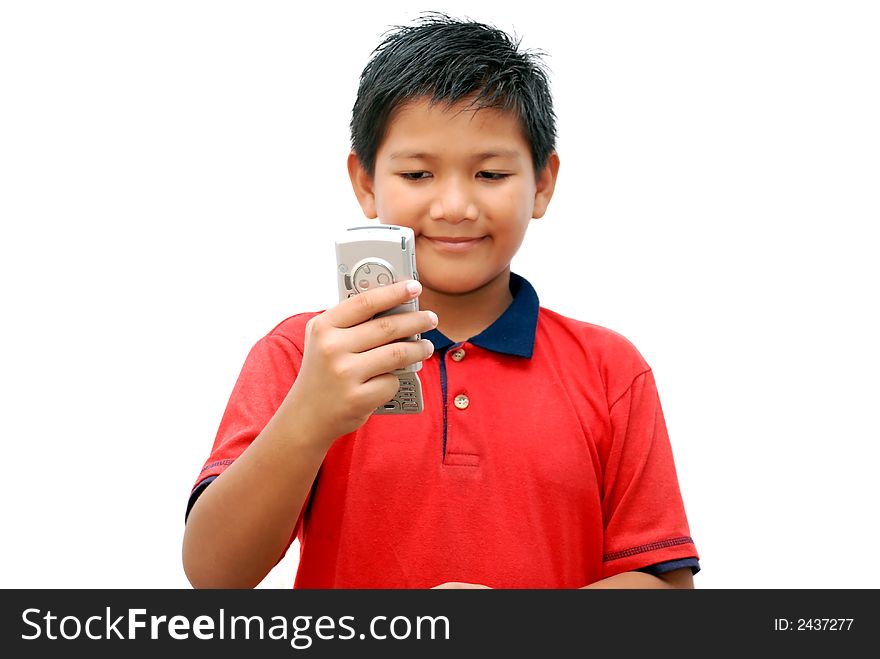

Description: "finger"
348 309 438 353
357 338 435 379
327 279 422 329
358 372 404 408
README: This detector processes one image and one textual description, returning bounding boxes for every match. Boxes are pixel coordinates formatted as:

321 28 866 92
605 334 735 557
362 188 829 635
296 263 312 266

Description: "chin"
423 271 503 296
421 274 471 294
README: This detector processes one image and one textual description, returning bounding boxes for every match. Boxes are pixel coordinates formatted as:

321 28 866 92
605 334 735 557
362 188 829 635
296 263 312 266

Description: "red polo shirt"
188 274 699 588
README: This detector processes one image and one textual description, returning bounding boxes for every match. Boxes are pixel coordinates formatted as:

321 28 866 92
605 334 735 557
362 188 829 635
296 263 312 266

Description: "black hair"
350 12 557 178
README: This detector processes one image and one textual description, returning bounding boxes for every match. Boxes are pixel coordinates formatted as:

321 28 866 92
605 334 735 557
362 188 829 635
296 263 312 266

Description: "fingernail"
424 340 435 357
427 310 438 326
406 280 421 296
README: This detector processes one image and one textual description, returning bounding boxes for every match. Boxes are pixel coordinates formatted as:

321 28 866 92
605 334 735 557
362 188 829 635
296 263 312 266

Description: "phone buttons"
396 377 421 412
450 348 465 362
352 260 395 293
453 394 469 410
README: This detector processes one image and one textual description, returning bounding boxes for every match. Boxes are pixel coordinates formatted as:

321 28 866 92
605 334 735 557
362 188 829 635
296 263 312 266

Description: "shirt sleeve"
185 323 308 541
639 558 701 576
601 369 699 578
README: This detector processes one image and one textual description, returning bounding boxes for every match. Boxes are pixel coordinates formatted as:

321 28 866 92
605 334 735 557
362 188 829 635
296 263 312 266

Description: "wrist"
270 391 339 453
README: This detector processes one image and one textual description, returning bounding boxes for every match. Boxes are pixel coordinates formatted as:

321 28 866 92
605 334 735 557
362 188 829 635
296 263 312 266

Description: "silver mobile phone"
335 224 424 414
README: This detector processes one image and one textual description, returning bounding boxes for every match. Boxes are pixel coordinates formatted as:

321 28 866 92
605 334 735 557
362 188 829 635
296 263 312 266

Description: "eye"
477 172 511 181
400 172 432 181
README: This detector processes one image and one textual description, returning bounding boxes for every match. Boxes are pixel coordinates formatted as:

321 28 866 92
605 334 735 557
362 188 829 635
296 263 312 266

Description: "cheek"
376 183 422 222
491 188 533 224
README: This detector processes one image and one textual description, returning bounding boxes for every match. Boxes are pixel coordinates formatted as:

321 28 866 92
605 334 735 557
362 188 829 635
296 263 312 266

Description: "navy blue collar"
422 272 539 359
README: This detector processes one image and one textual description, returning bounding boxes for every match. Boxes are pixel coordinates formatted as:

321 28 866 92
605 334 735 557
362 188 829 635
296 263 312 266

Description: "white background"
1 1 877 589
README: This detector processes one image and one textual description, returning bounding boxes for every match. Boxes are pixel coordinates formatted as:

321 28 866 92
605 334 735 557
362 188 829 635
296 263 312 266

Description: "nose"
429 176 478 224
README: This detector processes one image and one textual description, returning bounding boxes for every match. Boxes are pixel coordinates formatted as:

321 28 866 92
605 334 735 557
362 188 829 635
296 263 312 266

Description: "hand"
431 582 493 589
280 279 437 448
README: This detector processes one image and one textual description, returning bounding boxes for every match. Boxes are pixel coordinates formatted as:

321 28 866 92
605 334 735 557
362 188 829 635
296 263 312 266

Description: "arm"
580 567 694 589
431 568 693 590
183 279 437 588
434 567 694 590
182 412 330 589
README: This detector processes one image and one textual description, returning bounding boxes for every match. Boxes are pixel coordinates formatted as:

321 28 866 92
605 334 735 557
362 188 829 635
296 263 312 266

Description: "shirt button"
451 348 466 362
453 394 469 410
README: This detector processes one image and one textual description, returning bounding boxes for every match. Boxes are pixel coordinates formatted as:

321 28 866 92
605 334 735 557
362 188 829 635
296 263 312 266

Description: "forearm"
581 570 691 589
182 408 331 589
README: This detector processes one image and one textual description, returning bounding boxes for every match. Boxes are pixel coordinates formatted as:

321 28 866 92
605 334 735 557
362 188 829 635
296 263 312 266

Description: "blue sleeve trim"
638 557 701 576
184 475 218 523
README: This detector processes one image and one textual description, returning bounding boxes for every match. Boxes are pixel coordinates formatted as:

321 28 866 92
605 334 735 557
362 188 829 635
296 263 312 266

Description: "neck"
419 270 513 343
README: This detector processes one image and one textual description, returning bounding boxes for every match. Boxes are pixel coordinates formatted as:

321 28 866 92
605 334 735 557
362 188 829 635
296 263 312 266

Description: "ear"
531 151 560 219
347 151 378 219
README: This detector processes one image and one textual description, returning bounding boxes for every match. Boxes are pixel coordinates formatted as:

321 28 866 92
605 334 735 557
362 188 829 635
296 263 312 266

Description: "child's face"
349 97 558 298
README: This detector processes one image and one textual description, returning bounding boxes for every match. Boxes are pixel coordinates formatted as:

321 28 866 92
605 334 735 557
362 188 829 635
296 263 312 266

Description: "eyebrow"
389 150 522 162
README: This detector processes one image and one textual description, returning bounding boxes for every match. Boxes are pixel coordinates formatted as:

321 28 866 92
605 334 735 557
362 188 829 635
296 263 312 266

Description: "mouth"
422 235 487 252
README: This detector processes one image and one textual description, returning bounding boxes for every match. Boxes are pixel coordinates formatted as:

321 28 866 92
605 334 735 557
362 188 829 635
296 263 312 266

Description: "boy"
183 14 699 589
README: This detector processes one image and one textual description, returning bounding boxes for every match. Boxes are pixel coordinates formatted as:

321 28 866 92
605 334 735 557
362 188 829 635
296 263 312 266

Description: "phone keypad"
376 373 423 414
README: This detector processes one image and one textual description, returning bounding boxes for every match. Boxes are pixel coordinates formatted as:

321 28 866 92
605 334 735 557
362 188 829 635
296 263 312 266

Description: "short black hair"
350 12 557 178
